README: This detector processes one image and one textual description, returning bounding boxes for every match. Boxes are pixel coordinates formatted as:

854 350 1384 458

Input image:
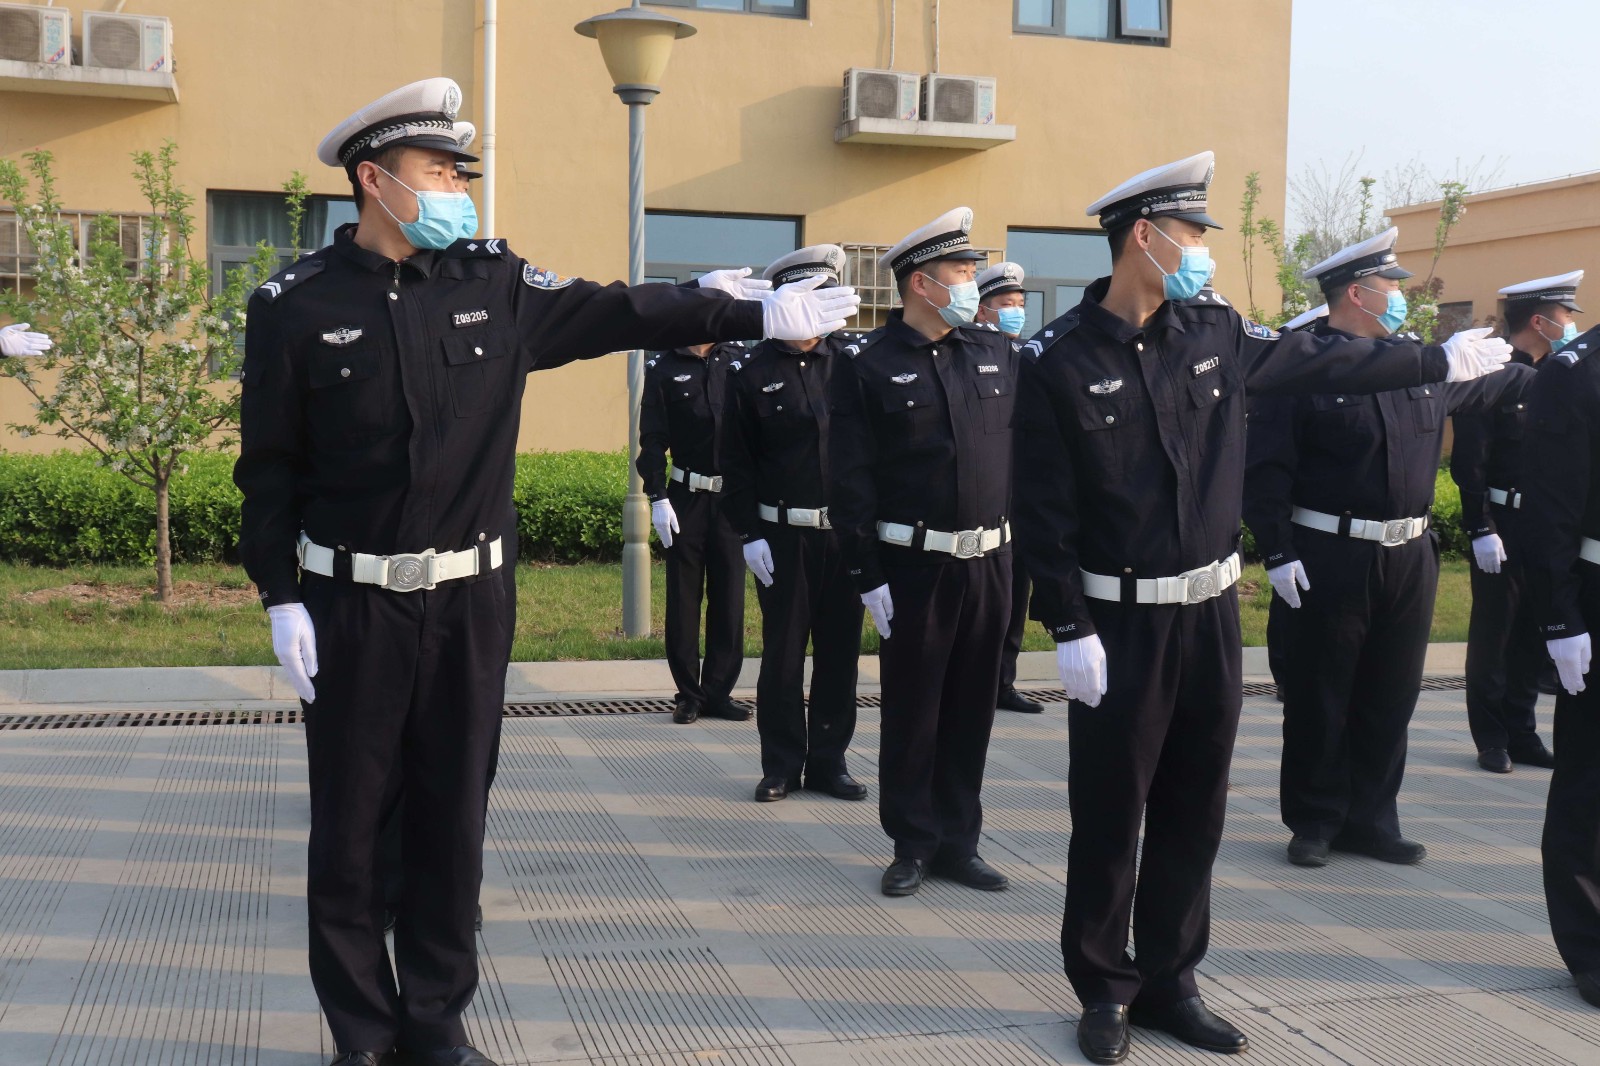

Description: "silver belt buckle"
1181 561 1220 604
1381 519 1409 547
954 529 984 559
708 475 723 492
385 550 435 592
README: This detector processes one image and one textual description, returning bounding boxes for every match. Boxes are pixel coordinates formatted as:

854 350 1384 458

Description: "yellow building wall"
2 0 1292 454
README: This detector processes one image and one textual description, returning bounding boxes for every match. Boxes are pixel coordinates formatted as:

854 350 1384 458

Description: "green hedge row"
0 450 634 566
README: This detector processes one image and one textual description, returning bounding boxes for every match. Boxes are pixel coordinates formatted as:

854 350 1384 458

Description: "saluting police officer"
829 208 1017 899
233 78 858 1066
976 262 1044 716
1010 153 1513 1065
1450 272 1582 773
639 339 751 724
1244 228 1532 871
722 245 870 802
1515 319 1600 1012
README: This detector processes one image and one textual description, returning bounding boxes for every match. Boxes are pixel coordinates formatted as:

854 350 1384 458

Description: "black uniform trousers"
877 552 1010 861
1061 592 1241 1008
1544 574 1600 976
1465 554 1546 754
1266 594 1291 689
998 561 1031 693
663 483 745 707
1278 531 1437 844
300 569 513 1053
754 521 864 782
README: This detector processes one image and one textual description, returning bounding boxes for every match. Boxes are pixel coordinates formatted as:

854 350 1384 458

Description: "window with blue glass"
1006 229 1113 336
1015 0 1168 43
643 211 801 284
207 190 357 296
648 0 806 18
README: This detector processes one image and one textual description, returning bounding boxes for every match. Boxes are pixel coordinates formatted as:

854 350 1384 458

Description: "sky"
1287 0 1600 226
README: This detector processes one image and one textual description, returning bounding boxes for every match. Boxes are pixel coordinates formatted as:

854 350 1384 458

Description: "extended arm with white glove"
861 583 893 638
763 275 861 341
0 323 51 358
267 603 318 703
697 267 772 302
743 538 775 587
1548 632 1592 696
651 498 680 549
1471 533 1507 575
1443 327 1513 383
1056 634 1107 707
1266 559 1311 609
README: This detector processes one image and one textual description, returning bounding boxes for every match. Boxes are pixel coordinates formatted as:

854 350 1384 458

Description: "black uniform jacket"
1244 323 1533 568
636 343 744 502
1449 348 1539 538
827 313 1019 593
235 223 763 607
1012 278 1452 642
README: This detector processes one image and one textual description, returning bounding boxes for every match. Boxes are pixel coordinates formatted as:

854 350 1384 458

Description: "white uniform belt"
1081 553 1242 606
876 520 1010 559
1581 538 1600 567
1488 487 1522 509
297 532 503 593
670 467 723 493
1291 506 1429 547
759 503 831 529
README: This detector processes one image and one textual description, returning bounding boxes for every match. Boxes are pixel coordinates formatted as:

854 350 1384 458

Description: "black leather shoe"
1331 835 1426 864
330 1053 394 1066
399 1048 497 1066
804 773 868 800
1510 739 1557 769
1576 970 1600 1009
1077 1004 1130 1064
754 775 796 802
1287 835 1330 867
930 854 1010 891
671 694 702 724
997 687 1044 714
1477 747 1513 773
1129 996 1248 1054
881 857 926 897
705 699 752 722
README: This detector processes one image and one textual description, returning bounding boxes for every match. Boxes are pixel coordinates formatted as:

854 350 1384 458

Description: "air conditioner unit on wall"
921 74 997 126
842 68 920 123
0 2 71 65
82 11 172 73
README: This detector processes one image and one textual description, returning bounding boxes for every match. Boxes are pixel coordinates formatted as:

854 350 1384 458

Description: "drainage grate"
0 678 1467 731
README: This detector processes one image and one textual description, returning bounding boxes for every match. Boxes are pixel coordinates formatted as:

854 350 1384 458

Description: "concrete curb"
0 644 1471 710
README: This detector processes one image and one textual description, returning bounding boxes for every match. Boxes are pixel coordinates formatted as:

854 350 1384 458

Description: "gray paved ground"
0 688 1594 1065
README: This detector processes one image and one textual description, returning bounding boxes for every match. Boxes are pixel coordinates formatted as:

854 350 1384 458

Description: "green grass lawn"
0 559 1474 670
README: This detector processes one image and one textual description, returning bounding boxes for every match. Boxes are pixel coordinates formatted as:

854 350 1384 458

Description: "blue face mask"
995 306 1028 337
1540 315 1580 353
375 165 479 250
1146 223 1214 301
922 274 980 327
1357 284 1408 334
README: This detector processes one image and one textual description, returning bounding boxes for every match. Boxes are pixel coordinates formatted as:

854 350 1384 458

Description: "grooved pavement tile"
1295 994 1586 1066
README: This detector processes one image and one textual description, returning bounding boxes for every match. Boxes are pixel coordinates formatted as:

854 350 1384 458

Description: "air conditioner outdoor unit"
82 11 172 73
841 67 920 123
921 74 997 126
0 2 71 65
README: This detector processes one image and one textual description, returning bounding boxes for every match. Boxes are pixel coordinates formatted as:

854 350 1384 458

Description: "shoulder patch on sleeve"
1243 319 1280 341
522 262 575 289
255 256 325 301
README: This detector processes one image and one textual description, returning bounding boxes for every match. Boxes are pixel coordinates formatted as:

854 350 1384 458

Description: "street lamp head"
575 5 696 102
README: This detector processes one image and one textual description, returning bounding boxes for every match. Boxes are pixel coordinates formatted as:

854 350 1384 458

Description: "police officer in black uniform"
976 261 1044 716
829 207 1017 899
1244 228 1532 872
1517 319 1600 1011
721 245 870 802
639 340 750 724
1010 153 1513 1065
1450 271 1582 773
234 78 858 1066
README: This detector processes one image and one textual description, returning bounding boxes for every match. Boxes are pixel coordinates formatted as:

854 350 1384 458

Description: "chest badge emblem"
762 381 785 393
891 373 918 385
320 327 363 347
1088 378 1123 395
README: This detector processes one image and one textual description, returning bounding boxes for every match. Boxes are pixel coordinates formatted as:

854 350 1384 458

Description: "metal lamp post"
575 1 696 639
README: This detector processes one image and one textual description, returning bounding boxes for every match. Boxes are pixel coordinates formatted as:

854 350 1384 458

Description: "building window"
643 211 800 284
206 191 357 295
1014 0 1169 43
0 209 165 289
648 0 807 18
1437 301 1474 336
1005 228 1112 335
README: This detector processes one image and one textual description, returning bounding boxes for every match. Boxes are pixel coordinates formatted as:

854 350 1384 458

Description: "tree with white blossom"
0 144 279 601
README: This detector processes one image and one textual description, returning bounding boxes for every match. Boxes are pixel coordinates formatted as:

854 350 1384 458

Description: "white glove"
651 498 679 548
1442 326 1512 382
861 583 893 638
1266 559 1312 609
1056 634 1108 708
743 538 775 587
0 323 51 357
697 267 772 302
267 603 318 704
1472 533 1507 575
1548 632 1592 696
762 274 861 341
